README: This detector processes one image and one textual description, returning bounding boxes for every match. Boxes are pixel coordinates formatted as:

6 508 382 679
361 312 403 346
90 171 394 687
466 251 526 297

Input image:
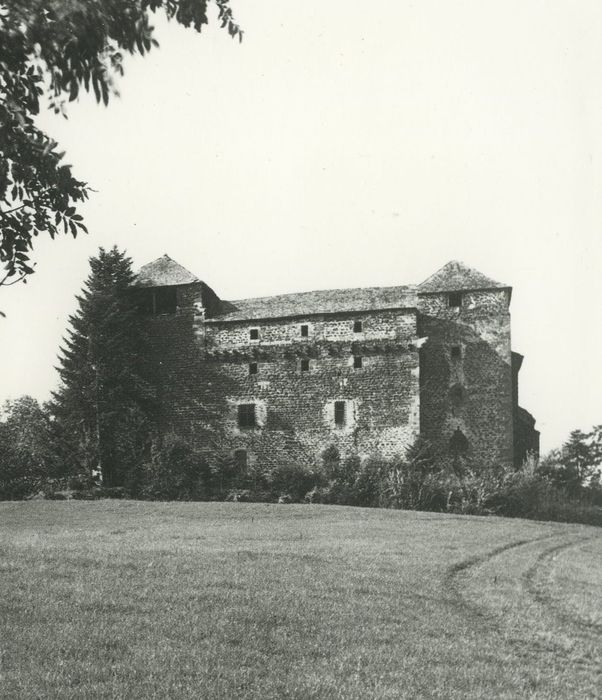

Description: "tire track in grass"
443 532 559 627
520 533 602 692
446 529 602 694
524 533 602 637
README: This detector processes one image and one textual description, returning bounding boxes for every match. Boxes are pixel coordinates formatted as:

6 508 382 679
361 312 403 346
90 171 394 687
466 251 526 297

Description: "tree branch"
0 270 28 287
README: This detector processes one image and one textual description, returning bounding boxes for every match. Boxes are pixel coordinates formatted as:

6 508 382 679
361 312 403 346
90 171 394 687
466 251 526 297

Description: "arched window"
449 429 469 456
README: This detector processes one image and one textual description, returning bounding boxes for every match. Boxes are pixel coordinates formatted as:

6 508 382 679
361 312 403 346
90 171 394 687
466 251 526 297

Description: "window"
300 359 310 372
249 362 258 375
237 404 256 429
353 320 363 333
233 449 248 471
300 324 309 337
334 400 346 426
450 346 462 361
448 292 462 308
353 356 363 369
142 287 177 315
249 328 259 340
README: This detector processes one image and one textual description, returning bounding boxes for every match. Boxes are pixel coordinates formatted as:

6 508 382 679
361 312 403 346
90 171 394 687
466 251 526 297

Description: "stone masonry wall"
143 303 421 469
205 309 417 348
140 280 519 472
202 309 420 468
417 289 514 468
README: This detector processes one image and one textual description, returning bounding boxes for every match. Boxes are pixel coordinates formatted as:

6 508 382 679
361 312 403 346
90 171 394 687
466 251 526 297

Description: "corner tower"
129 255 224 438
417 261 514 468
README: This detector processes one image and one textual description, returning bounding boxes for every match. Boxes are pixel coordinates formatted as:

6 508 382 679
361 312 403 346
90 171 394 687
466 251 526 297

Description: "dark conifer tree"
51 247 155 486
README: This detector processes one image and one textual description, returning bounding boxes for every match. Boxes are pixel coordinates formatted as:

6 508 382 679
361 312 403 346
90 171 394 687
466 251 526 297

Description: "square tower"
417 261 514 468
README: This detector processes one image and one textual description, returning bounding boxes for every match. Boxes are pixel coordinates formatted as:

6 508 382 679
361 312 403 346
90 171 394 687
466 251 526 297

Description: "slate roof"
131 256 508 321
209 285 418 322
131 254 200 288
418 260 509 293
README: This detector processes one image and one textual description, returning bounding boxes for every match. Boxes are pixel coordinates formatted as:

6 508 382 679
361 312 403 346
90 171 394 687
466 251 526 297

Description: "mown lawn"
1 501 600 699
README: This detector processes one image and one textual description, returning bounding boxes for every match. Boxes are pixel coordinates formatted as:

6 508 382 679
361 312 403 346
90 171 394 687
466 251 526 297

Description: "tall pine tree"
52 247 155 486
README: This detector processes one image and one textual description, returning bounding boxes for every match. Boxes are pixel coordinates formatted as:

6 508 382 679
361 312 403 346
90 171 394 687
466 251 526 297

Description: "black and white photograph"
1 2 601 697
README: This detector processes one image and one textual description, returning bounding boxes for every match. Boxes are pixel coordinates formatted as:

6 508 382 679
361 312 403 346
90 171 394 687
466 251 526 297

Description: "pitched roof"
417 260 509 294
131 255 508 319
209 285 418 322
131 255 200 288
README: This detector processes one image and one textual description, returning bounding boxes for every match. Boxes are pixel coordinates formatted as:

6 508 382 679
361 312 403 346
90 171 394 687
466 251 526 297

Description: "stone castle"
131 256 539 471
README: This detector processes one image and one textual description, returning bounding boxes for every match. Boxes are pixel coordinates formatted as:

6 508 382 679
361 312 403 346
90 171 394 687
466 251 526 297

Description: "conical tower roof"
132 254 200 288
417 260 509 294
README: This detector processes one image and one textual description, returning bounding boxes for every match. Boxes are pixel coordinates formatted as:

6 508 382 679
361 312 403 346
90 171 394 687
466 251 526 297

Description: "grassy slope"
0 502 600 699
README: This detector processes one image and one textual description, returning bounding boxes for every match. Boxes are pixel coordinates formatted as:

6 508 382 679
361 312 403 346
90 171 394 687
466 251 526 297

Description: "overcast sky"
1 1 601 452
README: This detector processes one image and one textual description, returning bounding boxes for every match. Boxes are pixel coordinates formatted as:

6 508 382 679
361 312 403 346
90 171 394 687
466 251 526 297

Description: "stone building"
131 256 539 470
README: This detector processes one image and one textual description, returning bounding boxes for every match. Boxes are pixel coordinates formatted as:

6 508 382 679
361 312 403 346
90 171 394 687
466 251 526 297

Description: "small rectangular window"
237 404 256 429
450 346 461 361
300 324 309 337
154 287 178 315
334 400 346 426
448 292 462 308
249 362 258 375
300 359 310 372
353 356 363 369
353 320 363 333
250 328 259 340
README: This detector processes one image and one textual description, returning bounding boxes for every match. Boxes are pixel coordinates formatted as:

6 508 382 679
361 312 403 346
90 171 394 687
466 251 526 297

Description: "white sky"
1 1 601 452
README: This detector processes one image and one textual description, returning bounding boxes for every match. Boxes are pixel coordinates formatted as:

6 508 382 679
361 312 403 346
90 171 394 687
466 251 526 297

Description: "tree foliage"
0 395 57 498
51 246 156 486
538 427 602 493
0 1 241 286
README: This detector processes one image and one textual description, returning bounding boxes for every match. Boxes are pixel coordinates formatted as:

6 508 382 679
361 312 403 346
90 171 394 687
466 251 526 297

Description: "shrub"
138 433 210 500
267 462 317 503
310 453 387 507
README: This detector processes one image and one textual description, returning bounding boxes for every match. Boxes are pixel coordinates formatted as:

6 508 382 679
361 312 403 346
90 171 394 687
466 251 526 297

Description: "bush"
309 441 602 526
486 464 602 526
138 433 210 500
267 462 317 503
310 452 386 507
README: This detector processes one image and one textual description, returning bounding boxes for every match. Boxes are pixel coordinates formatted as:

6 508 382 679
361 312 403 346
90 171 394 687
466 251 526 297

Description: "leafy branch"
0 1 241 290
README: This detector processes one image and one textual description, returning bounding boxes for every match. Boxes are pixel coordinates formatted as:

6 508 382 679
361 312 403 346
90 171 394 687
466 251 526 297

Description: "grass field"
1 502 601 699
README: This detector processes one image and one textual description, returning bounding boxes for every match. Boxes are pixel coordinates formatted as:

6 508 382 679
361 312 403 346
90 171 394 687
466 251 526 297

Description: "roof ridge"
228 282 417 305
417 260 508 293
213 283 418 322
132 255 201 288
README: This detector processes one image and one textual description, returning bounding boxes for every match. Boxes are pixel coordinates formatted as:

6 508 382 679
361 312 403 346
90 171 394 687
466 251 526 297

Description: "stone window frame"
353 320 363 333
249 327 259 341
353 355 363 369
237 403 257 429
248 362 258 376
334 400 346 426
300 358 310 372
300 324 309 338
324 399 357 432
